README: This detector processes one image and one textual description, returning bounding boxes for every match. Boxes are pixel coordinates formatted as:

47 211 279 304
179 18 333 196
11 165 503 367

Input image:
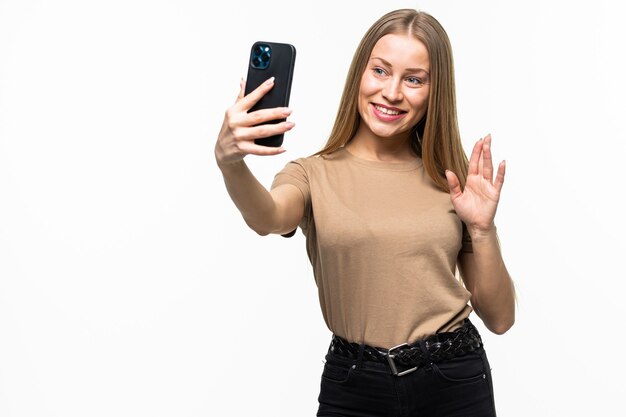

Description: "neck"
346 125 415 162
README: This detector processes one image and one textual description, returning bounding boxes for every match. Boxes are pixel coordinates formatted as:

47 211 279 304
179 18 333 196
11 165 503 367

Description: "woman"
215 8 516 417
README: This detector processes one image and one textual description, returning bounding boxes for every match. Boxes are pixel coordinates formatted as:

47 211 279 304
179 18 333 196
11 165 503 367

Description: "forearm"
218 159 277 235
469 227 516 334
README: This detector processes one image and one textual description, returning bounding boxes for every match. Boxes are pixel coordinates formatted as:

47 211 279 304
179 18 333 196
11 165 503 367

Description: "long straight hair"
313 9 468 193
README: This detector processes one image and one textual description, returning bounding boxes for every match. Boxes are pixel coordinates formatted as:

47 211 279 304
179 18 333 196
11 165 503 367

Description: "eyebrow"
371 56 429 75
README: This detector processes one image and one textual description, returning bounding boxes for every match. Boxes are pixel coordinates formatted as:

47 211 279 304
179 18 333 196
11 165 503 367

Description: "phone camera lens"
251 44 271 69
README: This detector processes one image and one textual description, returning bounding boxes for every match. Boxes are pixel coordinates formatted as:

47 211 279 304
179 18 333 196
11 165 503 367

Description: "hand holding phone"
215 41 296 167
244 41 296 147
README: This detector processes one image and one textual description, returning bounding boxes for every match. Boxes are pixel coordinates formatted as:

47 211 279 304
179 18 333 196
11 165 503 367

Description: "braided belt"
328 319 483 376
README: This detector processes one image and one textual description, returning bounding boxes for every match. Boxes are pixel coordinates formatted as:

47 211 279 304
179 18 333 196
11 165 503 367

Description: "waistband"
326 318 483 376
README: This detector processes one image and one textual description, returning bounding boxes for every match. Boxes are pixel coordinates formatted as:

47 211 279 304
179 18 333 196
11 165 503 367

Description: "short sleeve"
461 221 473 253
271 158 311 237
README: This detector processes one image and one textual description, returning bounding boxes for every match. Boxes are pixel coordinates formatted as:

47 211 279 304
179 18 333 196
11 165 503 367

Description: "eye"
406 76 424 86
373 67 387 77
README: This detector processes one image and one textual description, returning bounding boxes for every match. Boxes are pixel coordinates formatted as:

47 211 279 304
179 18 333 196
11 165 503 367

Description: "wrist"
215 144 245 172
217 157 246 174
468 223 497 242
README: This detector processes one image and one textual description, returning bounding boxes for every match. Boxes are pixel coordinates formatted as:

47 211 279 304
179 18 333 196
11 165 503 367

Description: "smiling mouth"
373 103 406 116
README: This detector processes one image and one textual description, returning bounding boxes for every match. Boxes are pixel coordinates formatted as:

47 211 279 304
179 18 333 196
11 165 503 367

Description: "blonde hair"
313 9 468 193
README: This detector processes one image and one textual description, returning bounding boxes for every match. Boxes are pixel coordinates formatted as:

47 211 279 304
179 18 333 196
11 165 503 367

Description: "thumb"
445 169 462 199
235 77 246 103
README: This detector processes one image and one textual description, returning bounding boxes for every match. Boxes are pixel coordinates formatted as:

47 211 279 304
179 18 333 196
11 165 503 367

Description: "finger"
445 169 463 199
237 141 288 156
234 76 275 112
482 134 493 183
468 138 483 176
244 107 292 127
478 143 484 175
235 121 295 142
494 160 506 193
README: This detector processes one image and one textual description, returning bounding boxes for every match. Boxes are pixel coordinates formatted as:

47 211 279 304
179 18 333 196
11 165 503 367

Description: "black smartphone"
244 41 296 147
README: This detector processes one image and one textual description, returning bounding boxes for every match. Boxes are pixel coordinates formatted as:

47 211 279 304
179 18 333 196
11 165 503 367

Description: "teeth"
375 105 401 115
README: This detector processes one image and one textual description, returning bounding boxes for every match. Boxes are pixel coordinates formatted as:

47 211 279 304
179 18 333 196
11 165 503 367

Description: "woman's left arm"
457 226 516 334
445 134 516 335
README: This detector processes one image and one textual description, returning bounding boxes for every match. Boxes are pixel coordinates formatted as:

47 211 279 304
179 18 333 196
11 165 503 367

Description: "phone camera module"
251 43 271 69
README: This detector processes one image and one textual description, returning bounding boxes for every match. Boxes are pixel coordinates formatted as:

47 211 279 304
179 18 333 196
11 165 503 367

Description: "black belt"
328 318 483 376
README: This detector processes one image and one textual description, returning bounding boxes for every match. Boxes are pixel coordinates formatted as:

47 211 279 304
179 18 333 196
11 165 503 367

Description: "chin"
373 131 400 139
371 126 410 139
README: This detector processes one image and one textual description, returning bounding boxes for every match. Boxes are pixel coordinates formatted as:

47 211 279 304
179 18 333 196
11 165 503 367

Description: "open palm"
445 134 506 234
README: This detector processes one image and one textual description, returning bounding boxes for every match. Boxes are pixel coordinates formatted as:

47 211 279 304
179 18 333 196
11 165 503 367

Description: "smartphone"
244 41 296 147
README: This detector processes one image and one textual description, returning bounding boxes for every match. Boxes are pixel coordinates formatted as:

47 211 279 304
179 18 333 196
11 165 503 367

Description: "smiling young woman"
215 8 516 417
352 34 431 149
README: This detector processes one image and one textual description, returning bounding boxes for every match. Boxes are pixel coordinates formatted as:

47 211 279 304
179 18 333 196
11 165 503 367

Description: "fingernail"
283 108 292 116
265 76 275 85
285 121 295 128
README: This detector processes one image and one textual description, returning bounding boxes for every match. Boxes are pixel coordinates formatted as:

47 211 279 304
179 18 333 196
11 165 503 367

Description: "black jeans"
317 337 497 416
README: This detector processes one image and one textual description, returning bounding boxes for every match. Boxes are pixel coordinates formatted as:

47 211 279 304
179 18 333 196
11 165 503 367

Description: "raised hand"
444 134 506 235
215 77 295 167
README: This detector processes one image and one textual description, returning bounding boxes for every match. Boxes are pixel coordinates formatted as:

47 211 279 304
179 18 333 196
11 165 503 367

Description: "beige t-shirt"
271 147 474 349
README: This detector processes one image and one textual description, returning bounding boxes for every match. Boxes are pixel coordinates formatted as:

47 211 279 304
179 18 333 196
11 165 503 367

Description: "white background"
1 0 624 415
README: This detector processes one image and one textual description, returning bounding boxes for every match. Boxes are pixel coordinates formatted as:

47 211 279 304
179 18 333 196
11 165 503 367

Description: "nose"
382 78 403 103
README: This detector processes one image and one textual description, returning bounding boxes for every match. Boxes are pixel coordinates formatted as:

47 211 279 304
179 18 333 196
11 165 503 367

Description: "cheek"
407 89 429 112
359 74 379 98
358 77 375 115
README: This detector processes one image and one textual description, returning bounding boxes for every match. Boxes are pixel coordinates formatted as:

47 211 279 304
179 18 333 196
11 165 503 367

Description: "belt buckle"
385 343 418 376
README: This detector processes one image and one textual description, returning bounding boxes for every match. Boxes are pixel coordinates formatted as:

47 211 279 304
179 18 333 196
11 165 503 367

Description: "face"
357 33 430 141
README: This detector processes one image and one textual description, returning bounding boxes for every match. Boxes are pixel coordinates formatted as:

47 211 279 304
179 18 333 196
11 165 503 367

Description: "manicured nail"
265 76 275 85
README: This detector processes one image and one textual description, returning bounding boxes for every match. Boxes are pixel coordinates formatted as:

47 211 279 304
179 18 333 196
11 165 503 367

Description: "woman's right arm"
215 77 304 236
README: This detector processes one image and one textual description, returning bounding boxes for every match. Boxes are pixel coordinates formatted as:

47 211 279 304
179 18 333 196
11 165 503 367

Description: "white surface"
1 0 624 415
